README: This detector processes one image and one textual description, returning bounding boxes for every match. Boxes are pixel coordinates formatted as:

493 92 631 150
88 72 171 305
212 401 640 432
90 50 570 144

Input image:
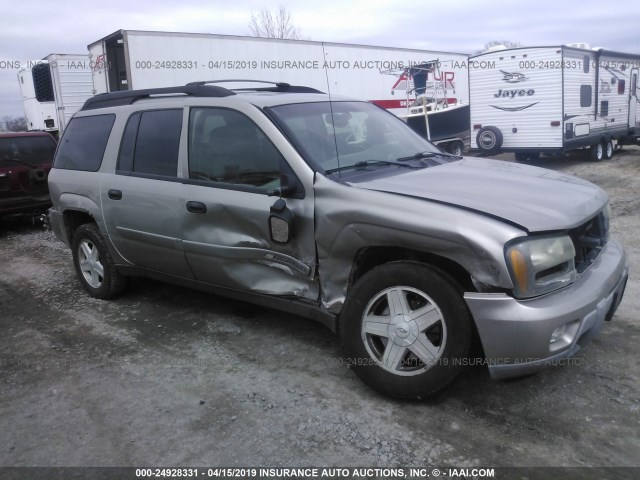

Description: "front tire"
72 223 127 299
340 262 473 399
590 142 604 161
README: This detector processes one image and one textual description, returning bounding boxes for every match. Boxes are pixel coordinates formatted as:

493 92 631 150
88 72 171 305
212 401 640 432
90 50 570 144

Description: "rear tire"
340 262 473 399
72 223 127 299
604 139 614 160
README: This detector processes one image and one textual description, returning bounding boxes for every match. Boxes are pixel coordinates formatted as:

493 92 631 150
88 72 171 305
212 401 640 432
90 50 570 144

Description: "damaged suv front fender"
313 174 525 312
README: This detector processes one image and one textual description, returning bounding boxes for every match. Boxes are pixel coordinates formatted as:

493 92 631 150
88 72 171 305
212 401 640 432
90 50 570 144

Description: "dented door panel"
181 184 318 300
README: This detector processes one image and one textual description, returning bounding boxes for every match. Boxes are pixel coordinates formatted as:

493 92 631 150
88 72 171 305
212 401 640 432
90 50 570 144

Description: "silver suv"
48 81 628 398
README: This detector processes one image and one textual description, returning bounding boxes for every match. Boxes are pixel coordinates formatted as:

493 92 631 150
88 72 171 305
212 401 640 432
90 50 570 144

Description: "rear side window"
131 109 182 177
54 114 115 171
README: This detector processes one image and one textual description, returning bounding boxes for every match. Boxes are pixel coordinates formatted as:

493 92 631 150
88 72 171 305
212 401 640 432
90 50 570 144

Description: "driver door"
180 106 318 300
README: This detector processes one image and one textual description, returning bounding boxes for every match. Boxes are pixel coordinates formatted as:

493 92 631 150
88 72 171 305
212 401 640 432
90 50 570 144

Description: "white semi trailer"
469 45 640 160
87 30 469 119
17 54 94 136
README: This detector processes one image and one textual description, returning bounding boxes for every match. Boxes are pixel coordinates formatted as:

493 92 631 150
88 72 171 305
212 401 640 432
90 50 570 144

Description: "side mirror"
268 173 298 198
269 198 294 244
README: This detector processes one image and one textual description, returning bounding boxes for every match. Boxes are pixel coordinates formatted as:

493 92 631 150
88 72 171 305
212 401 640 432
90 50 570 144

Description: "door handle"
186 201 207 214
108 189 122 200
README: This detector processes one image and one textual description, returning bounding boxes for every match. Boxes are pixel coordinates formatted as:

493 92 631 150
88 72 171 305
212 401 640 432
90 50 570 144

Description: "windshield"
268 101 441 174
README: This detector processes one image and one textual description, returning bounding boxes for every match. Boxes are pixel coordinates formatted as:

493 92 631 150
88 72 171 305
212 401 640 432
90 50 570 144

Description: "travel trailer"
469 45 640 160
17 54 94 136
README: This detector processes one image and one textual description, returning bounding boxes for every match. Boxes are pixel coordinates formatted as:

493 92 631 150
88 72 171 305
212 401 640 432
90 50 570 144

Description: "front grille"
569 211 608 273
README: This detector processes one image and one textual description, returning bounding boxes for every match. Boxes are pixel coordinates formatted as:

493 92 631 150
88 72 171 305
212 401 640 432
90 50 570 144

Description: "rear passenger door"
102 108 194 278
180 106 318 300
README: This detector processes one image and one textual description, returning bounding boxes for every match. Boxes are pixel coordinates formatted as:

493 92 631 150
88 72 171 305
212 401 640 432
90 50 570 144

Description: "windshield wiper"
325 160 422 174
396 151 461 162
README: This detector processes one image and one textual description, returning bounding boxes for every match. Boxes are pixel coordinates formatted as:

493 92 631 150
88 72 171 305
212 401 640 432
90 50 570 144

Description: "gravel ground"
0 148 638 471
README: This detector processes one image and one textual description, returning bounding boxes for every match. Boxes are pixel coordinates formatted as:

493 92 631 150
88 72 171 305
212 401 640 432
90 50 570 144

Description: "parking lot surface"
1 149 639 468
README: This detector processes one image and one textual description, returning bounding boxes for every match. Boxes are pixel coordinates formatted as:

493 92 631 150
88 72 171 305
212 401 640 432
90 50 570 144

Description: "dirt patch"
1 149 639 468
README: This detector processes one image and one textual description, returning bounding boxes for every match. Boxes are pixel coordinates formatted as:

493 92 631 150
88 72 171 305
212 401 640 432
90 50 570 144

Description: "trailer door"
629 68 638 129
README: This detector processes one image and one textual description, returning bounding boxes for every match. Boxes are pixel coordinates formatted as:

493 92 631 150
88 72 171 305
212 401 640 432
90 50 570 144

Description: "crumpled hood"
348 158 607 232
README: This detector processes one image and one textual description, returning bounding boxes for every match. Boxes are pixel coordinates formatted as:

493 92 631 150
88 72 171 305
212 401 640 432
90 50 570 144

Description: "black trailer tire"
476 126 503 154
589 142 604 161
448 141 464 157
72 223 127 299
515 152 540 162
604 139 614 160
340 261 473 399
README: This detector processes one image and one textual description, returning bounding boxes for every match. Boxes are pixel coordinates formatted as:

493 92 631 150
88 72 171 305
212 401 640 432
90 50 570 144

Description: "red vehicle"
0 131 56 217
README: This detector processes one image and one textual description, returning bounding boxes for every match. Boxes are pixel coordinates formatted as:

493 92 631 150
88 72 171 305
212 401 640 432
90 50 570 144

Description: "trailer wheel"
515 152 540 162
604 139 614 160
476 127 503 155
447 141 464 157
589 143 604 162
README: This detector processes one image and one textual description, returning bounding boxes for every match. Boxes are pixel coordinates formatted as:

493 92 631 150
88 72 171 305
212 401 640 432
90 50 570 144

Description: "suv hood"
348 158 607 232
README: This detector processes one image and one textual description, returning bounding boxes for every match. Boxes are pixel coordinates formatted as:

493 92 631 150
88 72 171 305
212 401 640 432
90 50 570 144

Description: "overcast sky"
2 0 640 118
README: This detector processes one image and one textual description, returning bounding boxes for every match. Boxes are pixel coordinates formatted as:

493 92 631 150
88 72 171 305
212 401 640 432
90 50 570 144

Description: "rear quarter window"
54 114 115 171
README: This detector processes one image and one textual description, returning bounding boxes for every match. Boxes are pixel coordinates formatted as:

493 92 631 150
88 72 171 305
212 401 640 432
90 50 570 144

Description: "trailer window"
618 79 625 94
583 56 590 73
580 85 592 108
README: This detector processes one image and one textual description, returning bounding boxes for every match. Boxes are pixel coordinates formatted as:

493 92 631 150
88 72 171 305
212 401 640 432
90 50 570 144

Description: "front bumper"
464 239 628 379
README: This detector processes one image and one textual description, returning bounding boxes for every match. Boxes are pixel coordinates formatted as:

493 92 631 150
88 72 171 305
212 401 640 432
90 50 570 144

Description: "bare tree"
249 7 302 40
0 116 28 132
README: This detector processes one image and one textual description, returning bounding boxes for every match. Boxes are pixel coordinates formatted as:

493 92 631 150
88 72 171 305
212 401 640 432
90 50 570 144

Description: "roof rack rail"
187 79 324 94
81 84 235 111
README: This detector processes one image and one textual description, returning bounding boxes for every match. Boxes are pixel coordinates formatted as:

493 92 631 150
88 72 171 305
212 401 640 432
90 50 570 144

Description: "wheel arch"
348 246 474 293
344 248 487 369
57 193 103 245
63 209 96 245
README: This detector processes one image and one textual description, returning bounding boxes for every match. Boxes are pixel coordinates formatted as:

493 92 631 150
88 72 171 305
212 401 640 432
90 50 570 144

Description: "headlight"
602 202 611 241
505 235 576 298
